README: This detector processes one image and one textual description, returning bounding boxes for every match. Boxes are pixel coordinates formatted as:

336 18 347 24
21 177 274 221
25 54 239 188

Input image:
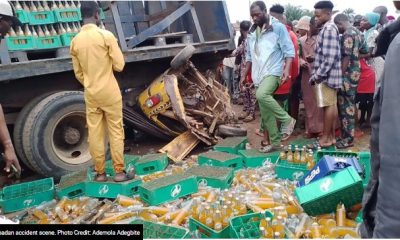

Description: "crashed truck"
0 1 244 179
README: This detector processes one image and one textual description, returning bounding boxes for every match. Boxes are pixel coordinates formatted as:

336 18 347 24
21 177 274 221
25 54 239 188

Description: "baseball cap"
0 0 22 27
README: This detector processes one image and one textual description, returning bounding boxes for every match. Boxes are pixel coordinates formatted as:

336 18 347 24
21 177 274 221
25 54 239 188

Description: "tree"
343 8 355 16
284 4 314 23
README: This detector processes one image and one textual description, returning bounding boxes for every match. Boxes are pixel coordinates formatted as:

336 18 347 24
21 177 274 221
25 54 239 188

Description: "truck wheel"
24 91 94 178
218 125 247 137
170 45 195 70
13 92 55 171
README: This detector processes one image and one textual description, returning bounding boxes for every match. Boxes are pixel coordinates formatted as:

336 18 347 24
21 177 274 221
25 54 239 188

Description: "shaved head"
373 6 388 24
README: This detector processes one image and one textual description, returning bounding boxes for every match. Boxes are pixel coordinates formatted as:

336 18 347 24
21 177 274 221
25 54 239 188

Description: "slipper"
259 145 281 153
281 118 296 141
261 140 270 147
306 140 334 151
336 139 354 149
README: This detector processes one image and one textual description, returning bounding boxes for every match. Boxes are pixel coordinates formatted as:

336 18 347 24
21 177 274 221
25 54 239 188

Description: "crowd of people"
227 0 400 153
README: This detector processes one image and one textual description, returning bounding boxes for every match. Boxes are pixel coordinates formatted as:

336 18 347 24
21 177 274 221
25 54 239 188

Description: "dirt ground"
232 103 371 152
0 102 371 187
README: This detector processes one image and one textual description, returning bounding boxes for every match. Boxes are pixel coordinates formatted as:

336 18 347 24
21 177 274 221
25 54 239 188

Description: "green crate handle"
229 163 238 168
66 188 84 199
143 166 156 172
130 186 139 195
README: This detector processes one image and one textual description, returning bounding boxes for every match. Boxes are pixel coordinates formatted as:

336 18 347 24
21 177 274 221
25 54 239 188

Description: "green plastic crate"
315 150 371 188
104 154 139 176
85 171 142 198
275 159 309 181
28 11 55 25
229 211 274 238
238 149 280 168
0 178 55 214
295 166 363 216
131 219 189 238
139 172 198 206
35 36 61 49
198 151 243 171
213 137 247 154
135 153 169 175
356 210 363 223
54 9 80 22
189 217 231 238
16 9 29 24
186 165 234 189
56 170 86 199
60 32 77 46
6 36 35 51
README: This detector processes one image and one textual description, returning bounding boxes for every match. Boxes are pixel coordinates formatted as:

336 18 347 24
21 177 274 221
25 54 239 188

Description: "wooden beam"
127 2 192 48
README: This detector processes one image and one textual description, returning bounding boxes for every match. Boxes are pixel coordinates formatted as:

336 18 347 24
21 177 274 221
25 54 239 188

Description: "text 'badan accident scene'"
0 0 400 239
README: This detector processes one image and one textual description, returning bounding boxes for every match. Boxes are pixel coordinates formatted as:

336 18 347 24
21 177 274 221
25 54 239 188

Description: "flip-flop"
261 140 270 147
336 139 354 149
306 140 334 151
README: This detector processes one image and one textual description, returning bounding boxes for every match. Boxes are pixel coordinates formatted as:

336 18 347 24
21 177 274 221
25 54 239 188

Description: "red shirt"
357 59 375 94
275 26 299 95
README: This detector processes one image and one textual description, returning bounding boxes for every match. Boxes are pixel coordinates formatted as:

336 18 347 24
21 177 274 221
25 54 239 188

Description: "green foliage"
284 4 314 23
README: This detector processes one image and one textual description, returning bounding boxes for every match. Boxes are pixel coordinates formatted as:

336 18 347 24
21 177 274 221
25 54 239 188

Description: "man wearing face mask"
0 0 22 177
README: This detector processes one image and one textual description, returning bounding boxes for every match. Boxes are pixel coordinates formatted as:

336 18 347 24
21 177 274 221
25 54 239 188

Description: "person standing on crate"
70 1 130 182
360 1 400 238
0 0 22 177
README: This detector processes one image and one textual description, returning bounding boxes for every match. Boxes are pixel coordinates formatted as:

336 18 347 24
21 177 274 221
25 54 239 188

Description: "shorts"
314 82 337 107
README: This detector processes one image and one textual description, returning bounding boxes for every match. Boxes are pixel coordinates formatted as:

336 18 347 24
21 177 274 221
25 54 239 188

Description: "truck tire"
217 124 247 137
23 91 95 179
170 45 195 70
13 92 55 171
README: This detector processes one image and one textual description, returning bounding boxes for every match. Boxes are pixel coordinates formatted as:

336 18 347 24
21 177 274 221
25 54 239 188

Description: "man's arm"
315 28 340 80
70 42 84 85
106 34 125 72
0 104 21 173
278 25 295 83
240 40 252 86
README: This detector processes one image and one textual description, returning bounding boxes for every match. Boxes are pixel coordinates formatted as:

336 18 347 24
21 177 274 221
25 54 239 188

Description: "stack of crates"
6 1 106 51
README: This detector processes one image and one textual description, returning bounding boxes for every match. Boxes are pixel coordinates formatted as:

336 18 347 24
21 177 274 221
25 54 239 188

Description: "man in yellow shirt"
70 1 128 182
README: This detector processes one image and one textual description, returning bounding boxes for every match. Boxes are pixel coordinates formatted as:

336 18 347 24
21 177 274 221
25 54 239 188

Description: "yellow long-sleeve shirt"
70 24 125 107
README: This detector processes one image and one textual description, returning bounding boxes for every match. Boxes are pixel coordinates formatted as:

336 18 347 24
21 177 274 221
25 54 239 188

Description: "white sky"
225 0 400 23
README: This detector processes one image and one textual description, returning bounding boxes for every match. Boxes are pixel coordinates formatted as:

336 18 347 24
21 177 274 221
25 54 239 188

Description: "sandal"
261 140 270 147
306 140 334 151
336 139 354 149
259 144 281 153
281 118 296 141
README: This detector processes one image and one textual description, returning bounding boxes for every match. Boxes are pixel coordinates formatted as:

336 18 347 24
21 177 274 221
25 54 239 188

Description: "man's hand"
3 144 21 176
300 61 309 69
239 76 246 91
281 69 291 85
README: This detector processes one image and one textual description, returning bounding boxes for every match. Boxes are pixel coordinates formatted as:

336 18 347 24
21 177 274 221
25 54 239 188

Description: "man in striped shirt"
309 1 342 149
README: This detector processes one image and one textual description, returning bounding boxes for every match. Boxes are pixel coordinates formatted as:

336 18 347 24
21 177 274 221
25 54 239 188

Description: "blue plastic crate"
298 155 364 187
